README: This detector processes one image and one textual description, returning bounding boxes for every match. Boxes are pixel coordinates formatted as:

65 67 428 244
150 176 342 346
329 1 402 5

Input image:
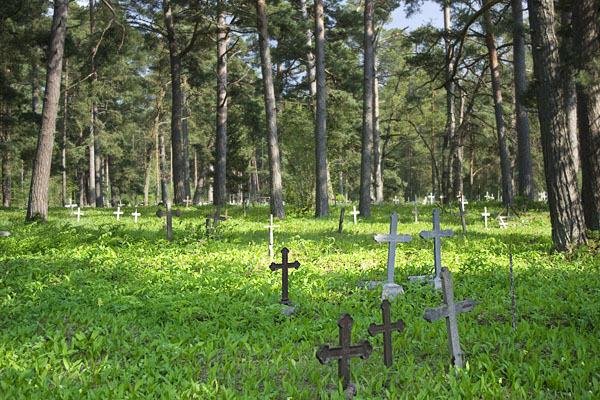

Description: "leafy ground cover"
1 202 599 399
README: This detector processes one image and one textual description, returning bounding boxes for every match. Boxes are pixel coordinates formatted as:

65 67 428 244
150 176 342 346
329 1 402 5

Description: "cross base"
381 283 404 301
407 274 441 290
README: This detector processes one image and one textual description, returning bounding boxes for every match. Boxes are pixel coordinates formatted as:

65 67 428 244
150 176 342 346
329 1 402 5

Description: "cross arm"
173 209 183 217
419 229 454 239
423 298 478 322
374 234 412 243
368 320 405 336
156 209 165 218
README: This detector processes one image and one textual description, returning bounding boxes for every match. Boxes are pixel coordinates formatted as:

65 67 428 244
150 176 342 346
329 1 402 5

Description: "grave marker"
412 200 419 223
498 215 508 229
373 212 412 284
538 191 547 202
269 247 299 305
423 267 477 369
419 208 454 289
206 206 227 236
453 201 469 234
481 207 490 229
368 299 406 367
393 196 400 205
263 214 280 258
427 193 436 205
156 200 182 242
0 231 10 236
338 207 345 233
74 207 84 223
64 199 77 216
316 313 373 390
113 206 124 221
350 206 360 225
131 209 141 223
183 196 192 208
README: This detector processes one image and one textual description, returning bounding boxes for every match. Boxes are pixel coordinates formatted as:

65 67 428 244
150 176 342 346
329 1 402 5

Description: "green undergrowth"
0 203 599 399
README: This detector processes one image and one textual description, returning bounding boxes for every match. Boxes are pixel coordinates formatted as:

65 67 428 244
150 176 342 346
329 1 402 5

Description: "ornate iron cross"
368 299 405 367
316 313 373 389
269 247 299 305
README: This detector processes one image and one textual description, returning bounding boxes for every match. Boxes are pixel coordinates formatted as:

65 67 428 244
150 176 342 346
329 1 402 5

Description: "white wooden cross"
484 191 492 201
74 207 84 222
498 216 508 229
263 214 280 259
350 206 360 225
113 206 124 221
538 191 547 202
131 208 141 223
183 196 192 208
422 197 427 205
481 207 490 229
393 196 400 205
419 208 454 289
439 195 445 207
64 199 77 216
427 193 436 205
412 200 419 223
118 201 126 207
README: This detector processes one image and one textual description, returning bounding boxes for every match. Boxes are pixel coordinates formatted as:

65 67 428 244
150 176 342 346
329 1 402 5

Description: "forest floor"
0 202 599 399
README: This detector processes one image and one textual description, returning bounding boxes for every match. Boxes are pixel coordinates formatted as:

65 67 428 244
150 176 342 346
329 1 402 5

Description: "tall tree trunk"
182 75 191 200
159 127 168 204
32 58 40 114
441 1 456 199
88 0 97 207
153 86 164 205
359 0 374 218
314 0 329 217
61 58 68 206
163 0 185 204
215 1 228 207
560 6 579 172
373 51 383 204
572 0 600 230
452 88 465 198
94 105 103 207
26 0 68 220
1 126 10 207
301 0 317 99
511 0 534 199
484 3 514 206
527 0 586 250
256 0 285 219
144 142 152 206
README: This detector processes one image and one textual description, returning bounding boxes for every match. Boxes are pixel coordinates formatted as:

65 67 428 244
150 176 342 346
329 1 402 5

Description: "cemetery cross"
74 207 84 223
269 247 300 305
206 206 227 235
156 199 183 242
419 208 454 289
427 193 436 205
368 299 406 367
423 267 477 369
263 214 280 259
64 199 77 216
373 212 412 283
183 196 192 208
481 207 490 229
113 206 124 221
131 209 141 223
350 206 360 225
454 200 469 234
316 313 373 390
412 200 419 223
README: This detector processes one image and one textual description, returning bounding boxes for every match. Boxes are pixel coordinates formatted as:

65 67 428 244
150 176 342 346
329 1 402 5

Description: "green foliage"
1 204 599 398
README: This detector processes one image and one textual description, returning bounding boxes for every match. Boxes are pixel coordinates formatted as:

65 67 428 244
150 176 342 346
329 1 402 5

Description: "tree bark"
572 0 600 230
484 3 514 206
163 0 185 204
94 104 103 207
451 88 465 198
441 1 456 200
560 7 579 173
359 0 374 218
373 51 383 204
61 58 68 206
26 0 68 220
182 75 191 200
314 0 329 217
511 0 534 199
256 0 285 219
527 0 586 250
301 0 317 99
215 1 228 207
159 127 168 204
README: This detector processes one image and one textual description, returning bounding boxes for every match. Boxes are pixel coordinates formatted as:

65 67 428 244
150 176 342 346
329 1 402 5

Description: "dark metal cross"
338 207 345 233
156 200 182 242
316 313 373 389
374 212 412 283
419 208 453 288
269 247 299 305
368 299 406 367
423 267 477 369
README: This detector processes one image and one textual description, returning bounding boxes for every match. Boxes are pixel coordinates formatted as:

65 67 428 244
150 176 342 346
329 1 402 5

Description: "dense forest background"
1 0 598 250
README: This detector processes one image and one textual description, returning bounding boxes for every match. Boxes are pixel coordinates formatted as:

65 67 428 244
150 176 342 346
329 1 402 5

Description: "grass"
0 202 599 399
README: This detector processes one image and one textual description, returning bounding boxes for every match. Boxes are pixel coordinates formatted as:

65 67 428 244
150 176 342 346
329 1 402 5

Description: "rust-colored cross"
316 313 373 389
269 247 299 305
368 299 406 367
156 200 182 242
